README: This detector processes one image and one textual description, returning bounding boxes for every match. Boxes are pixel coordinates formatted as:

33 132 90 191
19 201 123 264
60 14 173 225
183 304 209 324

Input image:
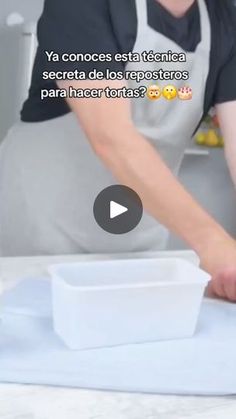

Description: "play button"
93 185 143 234
110 201 128 219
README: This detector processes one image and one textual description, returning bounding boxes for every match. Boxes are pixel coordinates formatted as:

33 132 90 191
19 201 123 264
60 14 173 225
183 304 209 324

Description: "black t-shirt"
21 0 236 122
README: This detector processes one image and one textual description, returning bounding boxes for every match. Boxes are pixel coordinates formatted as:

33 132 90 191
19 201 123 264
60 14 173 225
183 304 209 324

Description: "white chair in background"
0 16 38 142
16 21 38 116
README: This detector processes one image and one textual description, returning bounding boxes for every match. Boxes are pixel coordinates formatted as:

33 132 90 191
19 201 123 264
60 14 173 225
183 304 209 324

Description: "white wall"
0 0 44 142
0 0 44 27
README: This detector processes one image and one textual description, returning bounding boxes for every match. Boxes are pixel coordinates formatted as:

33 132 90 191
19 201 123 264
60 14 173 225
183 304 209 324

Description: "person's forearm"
216 102 236 188
93 125 231 255
225 142 236 189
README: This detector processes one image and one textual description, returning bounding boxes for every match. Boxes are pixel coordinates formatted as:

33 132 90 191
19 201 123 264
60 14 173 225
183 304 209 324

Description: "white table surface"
0 254 236 419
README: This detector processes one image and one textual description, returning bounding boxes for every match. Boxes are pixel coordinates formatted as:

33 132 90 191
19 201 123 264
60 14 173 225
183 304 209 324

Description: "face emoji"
162 85 177 100
147 85 161 100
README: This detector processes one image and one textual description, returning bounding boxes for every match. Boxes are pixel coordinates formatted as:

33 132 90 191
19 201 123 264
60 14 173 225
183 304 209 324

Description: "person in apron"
0 0 236 301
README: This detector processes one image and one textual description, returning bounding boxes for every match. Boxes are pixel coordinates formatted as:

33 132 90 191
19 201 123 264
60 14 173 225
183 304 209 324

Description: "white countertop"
0 254 236 419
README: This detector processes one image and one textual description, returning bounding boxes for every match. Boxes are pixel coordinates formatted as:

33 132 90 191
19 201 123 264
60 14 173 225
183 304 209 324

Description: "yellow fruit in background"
205 129 219 147
195 132 206 145
218 136 224 147
195 129 224 148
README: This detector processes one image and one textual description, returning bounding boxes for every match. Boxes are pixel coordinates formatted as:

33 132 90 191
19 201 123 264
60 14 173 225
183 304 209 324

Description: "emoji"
162 85 177 100
178 86 193 100
147 85 162 100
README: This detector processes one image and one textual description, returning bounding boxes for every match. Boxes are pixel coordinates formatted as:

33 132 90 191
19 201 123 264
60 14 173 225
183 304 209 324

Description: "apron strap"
198 0 211 52
135 0 148 43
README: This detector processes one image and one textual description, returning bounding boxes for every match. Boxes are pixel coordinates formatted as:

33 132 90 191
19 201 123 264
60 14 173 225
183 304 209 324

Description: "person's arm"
58 79 236 301
216 101 236 186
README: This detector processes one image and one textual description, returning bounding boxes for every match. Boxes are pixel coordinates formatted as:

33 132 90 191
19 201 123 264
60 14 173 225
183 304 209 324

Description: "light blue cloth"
1 278 236 395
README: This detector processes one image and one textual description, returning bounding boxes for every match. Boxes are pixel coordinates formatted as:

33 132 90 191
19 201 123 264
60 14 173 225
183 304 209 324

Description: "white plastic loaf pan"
49 258 210 350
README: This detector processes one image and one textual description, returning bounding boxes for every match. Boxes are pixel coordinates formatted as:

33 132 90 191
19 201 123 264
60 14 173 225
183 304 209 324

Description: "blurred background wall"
0 0 44 142
0 0 43 27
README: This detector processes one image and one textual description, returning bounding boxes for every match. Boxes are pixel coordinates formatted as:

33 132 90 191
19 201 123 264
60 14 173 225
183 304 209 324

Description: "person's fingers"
204 267 236 302
224 280 236 302
212 275 226 299
221 268 236 302
206 276 225 299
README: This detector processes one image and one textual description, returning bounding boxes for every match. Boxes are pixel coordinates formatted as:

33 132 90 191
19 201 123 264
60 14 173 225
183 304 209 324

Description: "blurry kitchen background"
0 0 43 141
0 0 236 250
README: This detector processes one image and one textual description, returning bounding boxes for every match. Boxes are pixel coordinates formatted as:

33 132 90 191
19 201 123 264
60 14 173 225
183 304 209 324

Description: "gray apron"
0 0 211 256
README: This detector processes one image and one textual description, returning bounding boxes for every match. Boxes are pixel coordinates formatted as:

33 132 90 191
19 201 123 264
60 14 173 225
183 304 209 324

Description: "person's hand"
199 237 236 302
207 267 236 302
